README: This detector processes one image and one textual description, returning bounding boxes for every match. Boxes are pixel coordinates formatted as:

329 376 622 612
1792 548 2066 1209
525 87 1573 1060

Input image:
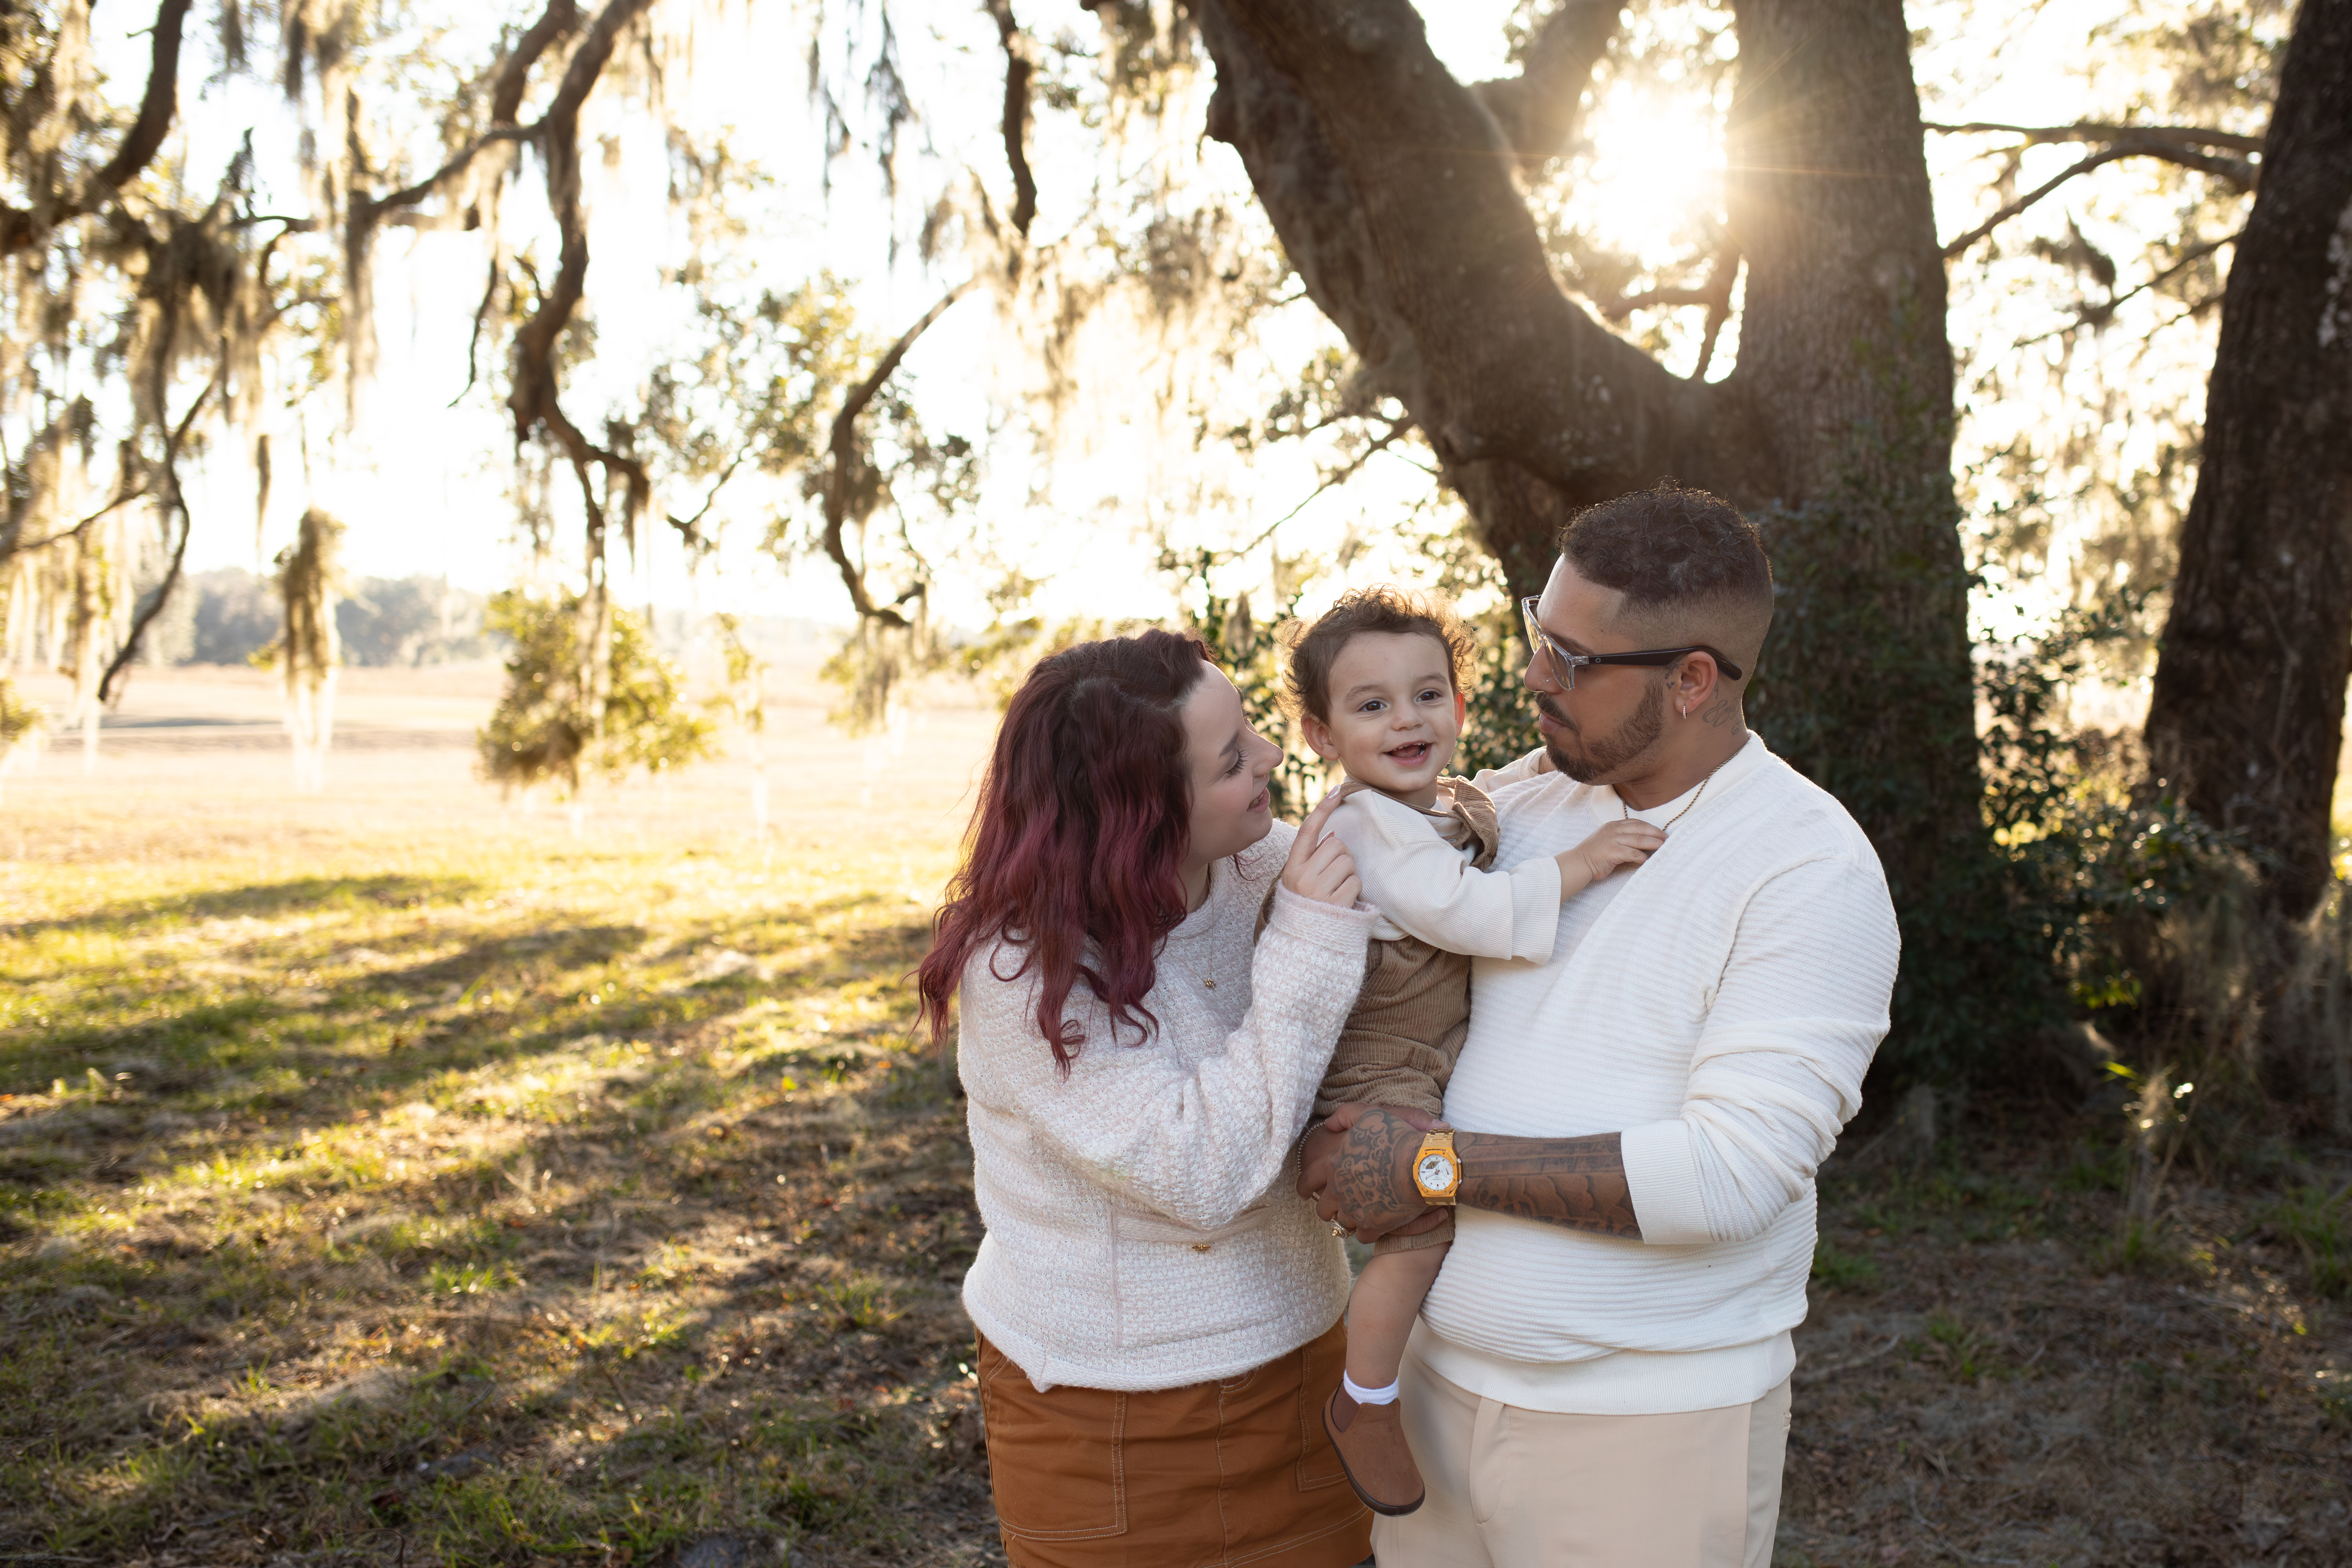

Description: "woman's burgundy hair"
916 628 1213 1068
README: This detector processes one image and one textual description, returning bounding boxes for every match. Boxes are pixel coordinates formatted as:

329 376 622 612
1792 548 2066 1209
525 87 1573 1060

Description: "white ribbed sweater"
957 821 1373 1392
1415 735 1901 1415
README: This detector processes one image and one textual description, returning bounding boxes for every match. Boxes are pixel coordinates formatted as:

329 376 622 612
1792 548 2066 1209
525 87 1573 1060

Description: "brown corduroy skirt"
975 1318 1371 1568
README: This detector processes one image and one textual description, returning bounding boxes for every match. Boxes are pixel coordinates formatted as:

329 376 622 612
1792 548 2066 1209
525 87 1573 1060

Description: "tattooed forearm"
1310 1108 1645 1242
1456 1131 1641 1238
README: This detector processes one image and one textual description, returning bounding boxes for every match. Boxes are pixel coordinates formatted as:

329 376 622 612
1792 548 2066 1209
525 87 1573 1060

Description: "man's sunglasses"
1520 597 1744 690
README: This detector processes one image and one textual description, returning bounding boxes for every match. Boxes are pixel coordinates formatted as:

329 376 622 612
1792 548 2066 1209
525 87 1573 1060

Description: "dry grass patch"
1783 1137 2352 1566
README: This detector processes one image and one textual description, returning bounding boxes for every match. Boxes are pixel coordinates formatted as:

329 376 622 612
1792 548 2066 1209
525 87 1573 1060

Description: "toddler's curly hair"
1283 586 1476 724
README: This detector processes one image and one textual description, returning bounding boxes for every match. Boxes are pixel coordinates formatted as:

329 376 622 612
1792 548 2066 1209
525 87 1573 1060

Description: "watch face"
1416 1152 1458 1191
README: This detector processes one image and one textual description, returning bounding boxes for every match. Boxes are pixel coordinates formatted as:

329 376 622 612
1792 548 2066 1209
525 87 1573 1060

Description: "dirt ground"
2 668 2347 1566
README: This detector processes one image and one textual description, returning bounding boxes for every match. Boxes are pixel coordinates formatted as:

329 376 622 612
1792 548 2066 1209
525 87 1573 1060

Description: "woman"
917 629 1376 1567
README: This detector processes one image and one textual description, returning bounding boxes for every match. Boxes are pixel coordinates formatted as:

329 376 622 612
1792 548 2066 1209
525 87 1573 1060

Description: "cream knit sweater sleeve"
957 884 1376 1231
1329 791 1560 961
1618 852 1900 1247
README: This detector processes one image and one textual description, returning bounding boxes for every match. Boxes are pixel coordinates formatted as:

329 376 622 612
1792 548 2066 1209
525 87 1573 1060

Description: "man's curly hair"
1556 481 1773 615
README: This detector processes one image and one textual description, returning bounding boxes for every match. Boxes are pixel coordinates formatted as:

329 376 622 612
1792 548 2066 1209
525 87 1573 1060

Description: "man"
1301 484 1900 1568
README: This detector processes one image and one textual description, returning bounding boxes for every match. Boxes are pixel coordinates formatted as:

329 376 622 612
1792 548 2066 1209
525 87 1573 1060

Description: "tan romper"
1299 778 1501 1256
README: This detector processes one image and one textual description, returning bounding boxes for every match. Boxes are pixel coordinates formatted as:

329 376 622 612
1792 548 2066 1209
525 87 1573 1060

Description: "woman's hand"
1279 789 1362 908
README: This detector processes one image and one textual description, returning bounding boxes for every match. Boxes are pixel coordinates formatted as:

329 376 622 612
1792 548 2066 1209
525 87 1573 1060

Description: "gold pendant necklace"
1168 943 1224 990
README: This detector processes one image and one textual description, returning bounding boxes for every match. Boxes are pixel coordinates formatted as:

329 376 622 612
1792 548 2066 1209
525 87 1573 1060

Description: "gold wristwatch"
1413 1130 1461 1206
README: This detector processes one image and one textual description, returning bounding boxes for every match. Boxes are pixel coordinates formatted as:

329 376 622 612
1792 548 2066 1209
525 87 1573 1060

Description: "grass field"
4 669 2350 1567
3 669 1003 1567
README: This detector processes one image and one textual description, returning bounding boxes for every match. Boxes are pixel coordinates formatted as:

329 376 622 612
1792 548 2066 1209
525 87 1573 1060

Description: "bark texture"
2143 0 2352 921
1200 0 2000 1071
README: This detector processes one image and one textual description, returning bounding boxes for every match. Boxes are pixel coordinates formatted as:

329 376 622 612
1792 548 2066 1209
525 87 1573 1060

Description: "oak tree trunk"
2143 0 2352 924
1201 0 2009 1076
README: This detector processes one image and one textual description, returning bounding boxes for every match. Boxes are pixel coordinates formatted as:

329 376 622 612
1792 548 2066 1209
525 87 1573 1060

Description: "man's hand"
1298 1104 1445 1241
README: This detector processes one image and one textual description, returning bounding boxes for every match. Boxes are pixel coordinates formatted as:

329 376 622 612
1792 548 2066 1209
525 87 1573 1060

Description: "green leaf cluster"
477 591 716 796
0 678 45 748
1980 594 2248 1020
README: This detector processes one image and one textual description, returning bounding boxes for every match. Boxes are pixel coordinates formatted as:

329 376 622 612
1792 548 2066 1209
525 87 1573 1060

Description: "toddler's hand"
1563 820 1665 887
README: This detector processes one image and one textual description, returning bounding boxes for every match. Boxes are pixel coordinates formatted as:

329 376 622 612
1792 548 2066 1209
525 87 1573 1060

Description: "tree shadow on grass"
380 924 649 995
2 896 936 1236
1 924 651 1164
2 1031 976 1564
8 874 484 943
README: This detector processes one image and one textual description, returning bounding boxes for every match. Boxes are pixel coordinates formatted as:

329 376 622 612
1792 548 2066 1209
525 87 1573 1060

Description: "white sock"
1342 1372 1400 1405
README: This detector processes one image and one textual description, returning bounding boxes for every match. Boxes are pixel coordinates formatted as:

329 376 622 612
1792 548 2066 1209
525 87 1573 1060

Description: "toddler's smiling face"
1301 630 1465 809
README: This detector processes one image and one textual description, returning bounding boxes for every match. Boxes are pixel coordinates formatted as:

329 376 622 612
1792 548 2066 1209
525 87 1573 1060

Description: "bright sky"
101 0 2232 643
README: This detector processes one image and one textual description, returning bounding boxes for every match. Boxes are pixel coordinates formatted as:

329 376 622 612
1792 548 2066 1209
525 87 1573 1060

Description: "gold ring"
1329 1223 1346 1238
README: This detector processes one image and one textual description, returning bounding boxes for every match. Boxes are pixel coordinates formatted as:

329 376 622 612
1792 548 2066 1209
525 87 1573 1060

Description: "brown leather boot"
1324 1386 1425 1516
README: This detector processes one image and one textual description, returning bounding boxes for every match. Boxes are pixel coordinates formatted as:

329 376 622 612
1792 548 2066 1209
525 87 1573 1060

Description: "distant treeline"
139 571 845 673
142 569 496 668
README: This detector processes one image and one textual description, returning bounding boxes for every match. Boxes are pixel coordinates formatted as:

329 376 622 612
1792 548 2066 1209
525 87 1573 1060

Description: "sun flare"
1577 100 1726 258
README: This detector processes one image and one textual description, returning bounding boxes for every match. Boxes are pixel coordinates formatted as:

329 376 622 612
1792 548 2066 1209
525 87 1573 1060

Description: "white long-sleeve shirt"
958 821 1374 1391
1411 733 1900 1415
1324 785 1562 959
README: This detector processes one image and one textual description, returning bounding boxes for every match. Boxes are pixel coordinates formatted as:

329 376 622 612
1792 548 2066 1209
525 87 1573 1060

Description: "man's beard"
1540 679 1667 784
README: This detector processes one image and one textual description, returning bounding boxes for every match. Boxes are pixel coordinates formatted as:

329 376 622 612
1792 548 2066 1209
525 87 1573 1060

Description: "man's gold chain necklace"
1622 766 1721 833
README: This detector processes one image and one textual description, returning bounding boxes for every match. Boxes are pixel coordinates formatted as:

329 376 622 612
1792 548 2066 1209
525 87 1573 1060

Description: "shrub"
477 591 716 796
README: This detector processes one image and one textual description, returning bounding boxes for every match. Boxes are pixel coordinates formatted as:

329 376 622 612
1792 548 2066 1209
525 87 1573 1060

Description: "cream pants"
1370 1351 1791 1568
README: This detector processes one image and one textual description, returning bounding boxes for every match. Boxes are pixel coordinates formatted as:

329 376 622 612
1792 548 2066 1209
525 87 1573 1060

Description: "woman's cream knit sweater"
958 820 1376 1392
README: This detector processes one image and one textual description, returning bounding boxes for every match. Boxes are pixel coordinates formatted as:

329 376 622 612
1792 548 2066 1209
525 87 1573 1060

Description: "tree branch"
349 0 580 230
491 0 583 123
1600 244 1741 378
1926 120 2264 155
1223 417 1414 561
665 452 748 550
338 0 582 410
363 125 539 218
11 486 155 555
822 283 975 626
2006 231 2240 350
1941 134 2258 258
0 0 197 257
98 353 222 704
451 257 503 406
1604 284 1715 318
505 0 661 542
983 0 1038 238
1471 0 1623 168
1694 246 1740 380
1201 0 1720 502
92 0 198 194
